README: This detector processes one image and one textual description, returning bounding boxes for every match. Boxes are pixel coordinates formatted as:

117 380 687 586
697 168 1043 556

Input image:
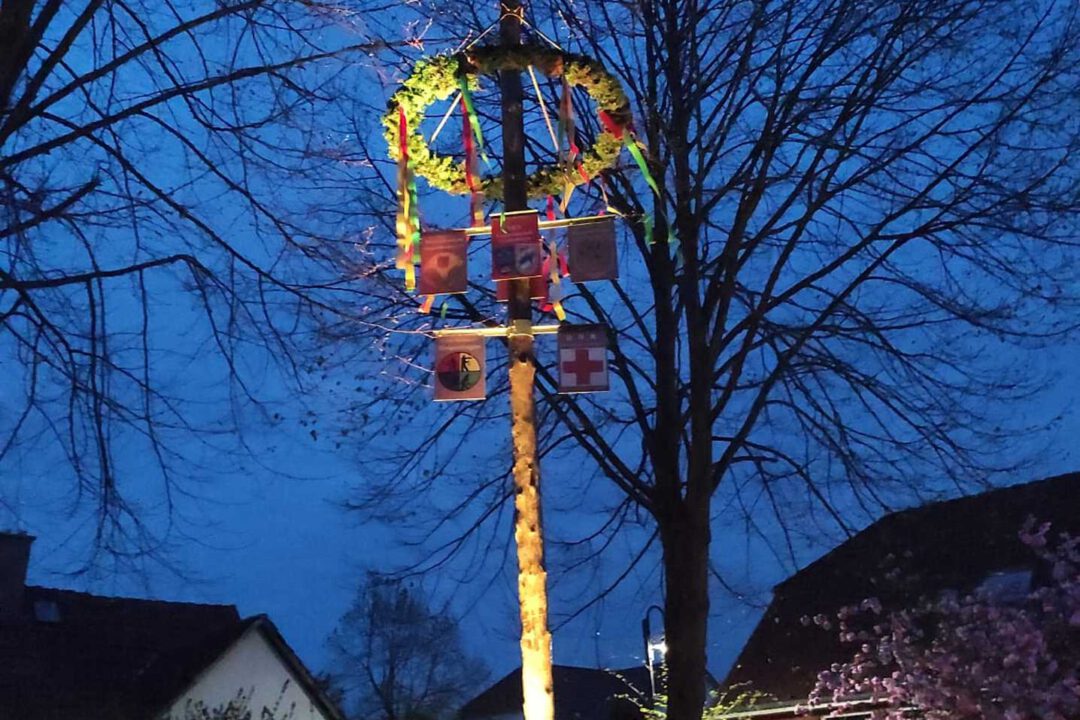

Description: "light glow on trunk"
510 335 554 720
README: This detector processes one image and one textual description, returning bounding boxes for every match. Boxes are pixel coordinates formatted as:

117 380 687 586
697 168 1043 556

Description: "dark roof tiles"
0 586 242 719
460 665 651 720
724 473 1080 702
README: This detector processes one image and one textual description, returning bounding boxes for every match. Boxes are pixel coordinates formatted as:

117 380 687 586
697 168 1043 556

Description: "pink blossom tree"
809 522 1080 720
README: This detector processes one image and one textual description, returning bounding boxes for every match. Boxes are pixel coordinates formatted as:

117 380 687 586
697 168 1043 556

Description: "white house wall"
163 627 330 720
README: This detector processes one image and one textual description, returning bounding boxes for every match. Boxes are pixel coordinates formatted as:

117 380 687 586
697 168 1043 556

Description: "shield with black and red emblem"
433 335 486 401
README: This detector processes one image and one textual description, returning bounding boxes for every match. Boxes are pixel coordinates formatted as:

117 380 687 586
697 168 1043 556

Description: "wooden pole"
499 1 555 719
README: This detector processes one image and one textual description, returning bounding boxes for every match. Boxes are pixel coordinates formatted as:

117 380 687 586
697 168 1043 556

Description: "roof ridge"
26 585 239 611
775 472 1080 589
237 614 348 720
882 472 1080 524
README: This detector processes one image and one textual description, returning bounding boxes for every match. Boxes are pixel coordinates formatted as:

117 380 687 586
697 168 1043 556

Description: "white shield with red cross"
557 324 609 394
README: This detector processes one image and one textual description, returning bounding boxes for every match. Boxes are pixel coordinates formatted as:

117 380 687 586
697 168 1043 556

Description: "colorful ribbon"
597 110 625 140
558 78 591 213
458 76 488 164
542 238 567 321
558 78 579 165
597 175 621 216
408 173 420 265
598 110 659 198
625 134 660 197
568 87 589 186
462 99 482 228
395 107 418 291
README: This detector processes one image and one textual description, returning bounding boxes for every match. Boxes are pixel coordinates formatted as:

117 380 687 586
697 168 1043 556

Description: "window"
33 599 61 623
976 568 1032 603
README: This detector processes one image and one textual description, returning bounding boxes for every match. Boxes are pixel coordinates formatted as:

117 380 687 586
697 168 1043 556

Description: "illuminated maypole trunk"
499 1 555 719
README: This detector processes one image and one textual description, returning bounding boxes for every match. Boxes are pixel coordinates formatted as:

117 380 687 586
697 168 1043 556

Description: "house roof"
459 664 651 720
0 585 242 718
723 472 1080 703
0 585 344 720
239 615 348 720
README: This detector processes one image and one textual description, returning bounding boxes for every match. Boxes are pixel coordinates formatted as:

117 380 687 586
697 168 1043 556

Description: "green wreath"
384 45 632 201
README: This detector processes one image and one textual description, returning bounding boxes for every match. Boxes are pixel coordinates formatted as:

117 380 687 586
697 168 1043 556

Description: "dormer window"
976 568 1032 603
33 599 61 623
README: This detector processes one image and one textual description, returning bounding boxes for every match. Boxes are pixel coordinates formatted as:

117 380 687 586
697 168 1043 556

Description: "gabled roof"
0 586 242 718
0 585 344 720
460 664 651 720
232 615 348 720
724 472 1080 703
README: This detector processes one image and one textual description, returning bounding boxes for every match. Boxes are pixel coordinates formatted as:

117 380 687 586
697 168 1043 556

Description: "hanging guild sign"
433 335 486 402
491 209 542 280
568 217 618 283
557 324 609 394
419 230 468 296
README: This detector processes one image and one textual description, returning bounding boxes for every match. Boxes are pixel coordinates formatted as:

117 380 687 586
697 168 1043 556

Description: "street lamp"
642 604 666 701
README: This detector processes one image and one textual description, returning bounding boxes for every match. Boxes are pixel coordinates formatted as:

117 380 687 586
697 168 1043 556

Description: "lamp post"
642 604 666 702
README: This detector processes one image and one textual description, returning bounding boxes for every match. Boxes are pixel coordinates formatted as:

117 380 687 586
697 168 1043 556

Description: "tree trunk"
660 498 711 720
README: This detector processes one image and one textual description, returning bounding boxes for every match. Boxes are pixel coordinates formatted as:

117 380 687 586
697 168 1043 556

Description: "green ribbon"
408 174 421 264
458 76 489 164
643 214 654 246
440 299 449 319
625 135 659 197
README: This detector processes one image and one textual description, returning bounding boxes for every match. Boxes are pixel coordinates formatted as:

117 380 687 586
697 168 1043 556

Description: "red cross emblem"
561 349 605 386
557 324 609 393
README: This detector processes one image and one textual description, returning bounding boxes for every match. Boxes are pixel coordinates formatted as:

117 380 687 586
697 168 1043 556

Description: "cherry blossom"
810 521 1080 720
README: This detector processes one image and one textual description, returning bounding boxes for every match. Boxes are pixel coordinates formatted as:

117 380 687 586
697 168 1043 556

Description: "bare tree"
326 574 488 720
0 1 407 562
314 1 1080 718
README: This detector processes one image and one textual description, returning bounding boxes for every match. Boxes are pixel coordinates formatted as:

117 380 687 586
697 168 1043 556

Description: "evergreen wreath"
384 45 632 201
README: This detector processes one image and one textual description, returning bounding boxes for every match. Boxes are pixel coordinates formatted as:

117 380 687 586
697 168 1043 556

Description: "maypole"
383 5 652 719
498 2 555 719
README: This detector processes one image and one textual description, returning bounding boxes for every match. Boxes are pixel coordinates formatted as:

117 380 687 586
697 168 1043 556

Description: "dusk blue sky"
2 0 1079 702
6 331 1079 682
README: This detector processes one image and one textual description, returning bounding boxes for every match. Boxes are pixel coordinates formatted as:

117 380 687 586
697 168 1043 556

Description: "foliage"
172 688 296 720
626 670 771 720
326 574 487 720
0 0 387 561
383 45 629 199
810 523 1080 720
